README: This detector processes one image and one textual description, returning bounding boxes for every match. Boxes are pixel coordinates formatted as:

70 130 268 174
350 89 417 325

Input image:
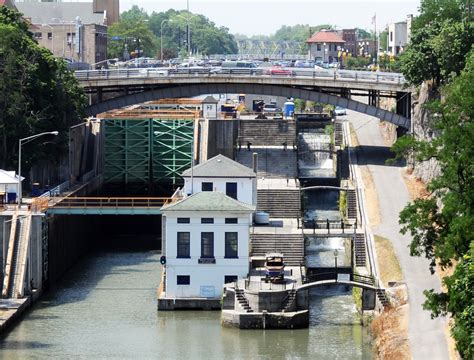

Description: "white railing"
38 179 70 199
74 67 405 85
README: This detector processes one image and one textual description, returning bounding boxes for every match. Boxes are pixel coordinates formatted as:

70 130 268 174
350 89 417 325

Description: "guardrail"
37 180 70 199
50 197 173 208
304 271 376 286
75 67 405 85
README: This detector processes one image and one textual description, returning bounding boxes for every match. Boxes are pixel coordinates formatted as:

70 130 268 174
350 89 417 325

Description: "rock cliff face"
411 81 441 183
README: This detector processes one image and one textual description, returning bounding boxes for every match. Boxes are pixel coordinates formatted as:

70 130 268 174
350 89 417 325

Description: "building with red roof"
306 30 345 64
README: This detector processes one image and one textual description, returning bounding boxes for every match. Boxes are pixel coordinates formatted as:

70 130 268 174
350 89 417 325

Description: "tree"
394 50 474 358
108 5 158 59
0 7 85 171
400 0 473 86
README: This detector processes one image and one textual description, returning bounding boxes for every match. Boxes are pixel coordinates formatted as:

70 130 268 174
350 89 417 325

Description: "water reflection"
0 250 371 359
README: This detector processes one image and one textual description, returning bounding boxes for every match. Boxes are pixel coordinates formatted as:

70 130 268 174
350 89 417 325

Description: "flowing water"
0 249 372 359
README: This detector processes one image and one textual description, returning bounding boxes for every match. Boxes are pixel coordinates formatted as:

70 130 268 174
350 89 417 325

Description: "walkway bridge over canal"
41 196 175 215
76 68 412 129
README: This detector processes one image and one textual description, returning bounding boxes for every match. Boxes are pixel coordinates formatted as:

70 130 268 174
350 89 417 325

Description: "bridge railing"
74 67 405 85
304 271 376 287
50 197 173 208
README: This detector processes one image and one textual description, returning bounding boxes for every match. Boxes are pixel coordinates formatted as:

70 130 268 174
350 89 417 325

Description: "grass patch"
348 122 360 147
374 235 403 285
338 191 347 220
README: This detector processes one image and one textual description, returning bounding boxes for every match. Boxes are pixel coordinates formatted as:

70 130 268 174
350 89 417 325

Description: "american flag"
371 14 376 25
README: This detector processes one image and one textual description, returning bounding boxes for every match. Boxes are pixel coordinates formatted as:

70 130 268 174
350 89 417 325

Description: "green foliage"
379 29 388 52
293 98 305 112
395 50 474 357
344 56 370 70
401 0 473 86
109 7 238 59
0 7 85 170
108 5 158 58
339 191 347 220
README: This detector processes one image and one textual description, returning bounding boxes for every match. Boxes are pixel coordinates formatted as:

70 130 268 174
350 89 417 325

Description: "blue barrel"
283 101 295 117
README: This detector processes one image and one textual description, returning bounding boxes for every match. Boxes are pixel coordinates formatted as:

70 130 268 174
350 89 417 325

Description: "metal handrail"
74 67 405 85
50 197 172 208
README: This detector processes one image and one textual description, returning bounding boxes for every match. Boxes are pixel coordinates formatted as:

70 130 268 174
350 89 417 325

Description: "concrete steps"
257 189 300 218
281 289 296 312
376 289 390 308
238 120 296 146
346 189 357 220
334 121 343 147
235 289 254 313
250 233 304 266
354 233 367 267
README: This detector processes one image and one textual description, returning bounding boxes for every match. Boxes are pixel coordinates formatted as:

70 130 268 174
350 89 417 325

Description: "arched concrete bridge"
75 69 412 129
296 272 380 292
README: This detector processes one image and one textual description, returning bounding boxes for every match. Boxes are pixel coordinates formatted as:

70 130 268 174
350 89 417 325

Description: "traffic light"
160 256 166 265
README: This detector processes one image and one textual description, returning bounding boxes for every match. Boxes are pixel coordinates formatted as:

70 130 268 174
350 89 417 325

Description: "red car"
265 66 294 76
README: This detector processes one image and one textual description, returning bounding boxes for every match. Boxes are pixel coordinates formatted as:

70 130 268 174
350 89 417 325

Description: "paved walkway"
347 110 449 359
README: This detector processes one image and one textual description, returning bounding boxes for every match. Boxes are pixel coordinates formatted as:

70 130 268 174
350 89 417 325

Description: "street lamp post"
333 248 339 279
161 19 171 63
18 131 59 205
176 12 197 57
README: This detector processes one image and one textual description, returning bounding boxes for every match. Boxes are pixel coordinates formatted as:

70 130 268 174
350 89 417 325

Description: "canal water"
0 247 372 359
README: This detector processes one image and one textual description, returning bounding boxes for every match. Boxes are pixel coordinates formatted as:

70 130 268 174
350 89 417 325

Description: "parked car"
334 106 347 116
265 66 294 76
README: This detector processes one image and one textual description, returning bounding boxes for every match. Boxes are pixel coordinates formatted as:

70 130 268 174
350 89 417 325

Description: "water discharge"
0 249 372 359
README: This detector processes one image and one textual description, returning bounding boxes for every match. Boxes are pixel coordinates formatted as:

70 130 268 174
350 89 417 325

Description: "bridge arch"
296 279 379 292
86 83 410 129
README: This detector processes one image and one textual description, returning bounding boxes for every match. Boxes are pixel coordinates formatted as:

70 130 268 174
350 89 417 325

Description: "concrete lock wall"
47 215 98 284
205 119 239 160
362 289 376 310
246 289 287 312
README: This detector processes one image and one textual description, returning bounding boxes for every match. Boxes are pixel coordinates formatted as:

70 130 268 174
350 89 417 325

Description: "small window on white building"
202 182 213 191
225 218 238 224
226 182 237 200
177 232 190 258
47 32 53 40
177 217 190 224
177 275 190 285
224 275 238 284
34 32 42 39
201 218 214 224
225 232 238 258
317 44 321 51
201 232 214 258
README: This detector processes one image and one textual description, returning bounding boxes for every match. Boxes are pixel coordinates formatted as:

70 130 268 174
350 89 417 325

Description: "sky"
120 0 421 35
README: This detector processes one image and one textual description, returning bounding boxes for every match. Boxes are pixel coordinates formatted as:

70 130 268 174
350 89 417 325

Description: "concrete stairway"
346 189 357 220
236 148 297 179
250 233 304 266
334 121 343 147
354 233 367 267
257 189 300 218
280 289 297 312
2 214 31 299
238 119 296 146
376 289 391 308
235 288 254 313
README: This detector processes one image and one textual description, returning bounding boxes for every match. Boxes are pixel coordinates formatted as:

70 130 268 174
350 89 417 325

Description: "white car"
334 106 346 116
